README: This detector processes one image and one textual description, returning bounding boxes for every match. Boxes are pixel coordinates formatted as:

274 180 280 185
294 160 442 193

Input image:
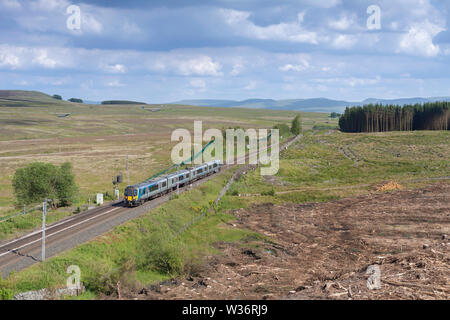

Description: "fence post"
23 204 26 215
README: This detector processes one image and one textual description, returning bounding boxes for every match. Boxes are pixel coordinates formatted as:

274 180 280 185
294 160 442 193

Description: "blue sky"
1 0 450 103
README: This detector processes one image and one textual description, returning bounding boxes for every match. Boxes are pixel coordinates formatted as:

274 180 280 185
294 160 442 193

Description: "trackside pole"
176 164 180 195
42 200 46 261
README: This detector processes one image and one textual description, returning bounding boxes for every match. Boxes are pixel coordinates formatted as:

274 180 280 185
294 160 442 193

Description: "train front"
124 186 139 206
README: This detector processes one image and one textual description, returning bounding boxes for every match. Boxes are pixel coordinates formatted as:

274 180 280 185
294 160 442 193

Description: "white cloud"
32 48 59 68
0 50 21 69
332 34 357 49
102 63 127 74
314 76 381 87
328 14 355 31
230 62 244 76
279 58 310 72
107 80 126 87
397 21 444 57
220 9 319 44
244 81 257 90
173 56 222 76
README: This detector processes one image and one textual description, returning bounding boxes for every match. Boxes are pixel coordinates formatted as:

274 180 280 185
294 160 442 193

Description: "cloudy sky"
1 0 450 103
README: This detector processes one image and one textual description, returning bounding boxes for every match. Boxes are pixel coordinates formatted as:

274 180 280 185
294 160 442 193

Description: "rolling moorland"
0 90 448 300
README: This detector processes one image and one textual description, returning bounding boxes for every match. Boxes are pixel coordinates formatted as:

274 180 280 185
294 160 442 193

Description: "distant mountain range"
2 90 450 113
169 97 450 113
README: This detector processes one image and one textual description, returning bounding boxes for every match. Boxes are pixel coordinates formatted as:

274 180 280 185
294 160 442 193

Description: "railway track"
0 134 300 277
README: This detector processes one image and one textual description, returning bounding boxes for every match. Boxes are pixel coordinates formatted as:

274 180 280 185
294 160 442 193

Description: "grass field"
0 91 331 239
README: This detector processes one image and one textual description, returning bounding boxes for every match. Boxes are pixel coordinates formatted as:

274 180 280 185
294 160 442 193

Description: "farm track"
0 135 300 277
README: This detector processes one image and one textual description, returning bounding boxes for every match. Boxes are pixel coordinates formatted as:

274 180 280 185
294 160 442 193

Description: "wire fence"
0 204 43 224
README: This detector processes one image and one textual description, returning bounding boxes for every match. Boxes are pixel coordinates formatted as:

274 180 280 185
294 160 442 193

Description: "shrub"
12 162 78 207
52 94 62 100
261 188 275 196
137 229 185 276
0 288 14 300
291 115 302 135
273 124 291 138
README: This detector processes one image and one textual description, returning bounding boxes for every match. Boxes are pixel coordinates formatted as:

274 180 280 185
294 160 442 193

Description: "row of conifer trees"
339 102 450 133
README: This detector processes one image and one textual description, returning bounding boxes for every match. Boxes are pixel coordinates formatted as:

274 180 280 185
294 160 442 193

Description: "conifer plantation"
339 102 450 133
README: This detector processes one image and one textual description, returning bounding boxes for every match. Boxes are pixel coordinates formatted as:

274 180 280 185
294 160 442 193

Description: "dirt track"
138 183 449 300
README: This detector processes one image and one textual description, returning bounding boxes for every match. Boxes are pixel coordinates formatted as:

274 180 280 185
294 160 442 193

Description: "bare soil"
137 183 450 300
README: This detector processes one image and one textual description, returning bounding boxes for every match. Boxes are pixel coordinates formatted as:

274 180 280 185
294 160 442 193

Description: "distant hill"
171 98 352 112
0 90 57 102
170 97 450 113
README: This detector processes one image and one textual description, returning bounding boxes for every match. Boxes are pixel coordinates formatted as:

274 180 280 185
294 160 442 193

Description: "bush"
12 162 78 207
137 229 185 275
55 162 77 206
261 188 275 196
291 115 302 135
273 124 291 138
52 94 62 100
0 287 14 300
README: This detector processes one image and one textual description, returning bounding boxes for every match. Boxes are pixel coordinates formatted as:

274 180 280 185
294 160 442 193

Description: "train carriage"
124 160 222 207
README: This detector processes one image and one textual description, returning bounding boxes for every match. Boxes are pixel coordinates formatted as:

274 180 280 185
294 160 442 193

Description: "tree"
68 98 83 103
330 112 341 118
52 94 62 100
291 114 302 135
55 162 78 206
273 123 291 138
12 162 78 207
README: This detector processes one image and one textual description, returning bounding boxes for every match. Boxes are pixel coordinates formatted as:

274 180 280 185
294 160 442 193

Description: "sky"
1 0 450 103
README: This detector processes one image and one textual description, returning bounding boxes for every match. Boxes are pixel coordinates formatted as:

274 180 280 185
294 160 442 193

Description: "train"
124 160 223 207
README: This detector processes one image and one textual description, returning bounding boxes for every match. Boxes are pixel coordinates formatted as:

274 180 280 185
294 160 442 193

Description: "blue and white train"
124 160 222 207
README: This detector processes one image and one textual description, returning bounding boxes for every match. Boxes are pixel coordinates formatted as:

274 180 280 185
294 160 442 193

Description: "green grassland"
0 91 330 239
226 130 449 205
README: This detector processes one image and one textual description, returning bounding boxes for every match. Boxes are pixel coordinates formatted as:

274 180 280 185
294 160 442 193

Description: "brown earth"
134 183 450 300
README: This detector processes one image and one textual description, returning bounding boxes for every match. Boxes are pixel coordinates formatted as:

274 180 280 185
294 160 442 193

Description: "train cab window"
134 190 137 196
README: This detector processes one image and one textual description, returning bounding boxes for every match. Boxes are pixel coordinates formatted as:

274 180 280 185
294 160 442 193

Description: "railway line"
0 135 299 277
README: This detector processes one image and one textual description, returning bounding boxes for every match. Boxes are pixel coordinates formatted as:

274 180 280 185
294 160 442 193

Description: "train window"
134 190 137 196
162 181 166 187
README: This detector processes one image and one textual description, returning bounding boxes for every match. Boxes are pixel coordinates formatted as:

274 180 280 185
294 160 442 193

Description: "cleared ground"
137 183 449 300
